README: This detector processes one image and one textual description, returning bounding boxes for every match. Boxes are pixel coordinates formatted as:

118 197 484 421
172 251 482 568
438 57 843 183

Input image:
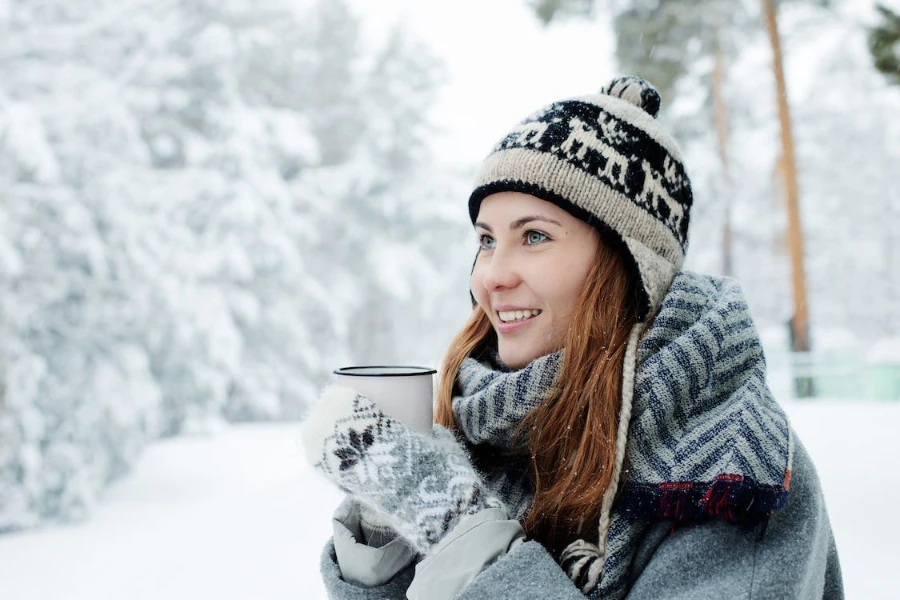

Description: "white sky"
354 0 616 167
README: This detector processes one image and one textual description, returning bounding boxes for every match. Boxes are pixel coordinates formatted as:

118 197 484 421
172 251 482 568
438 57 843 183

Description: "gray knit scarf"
453 270 794 599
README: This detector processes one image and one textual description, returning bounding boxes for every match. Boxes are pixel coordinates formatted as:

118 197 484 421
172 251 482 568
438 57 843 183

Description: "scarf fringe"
618 473 790 538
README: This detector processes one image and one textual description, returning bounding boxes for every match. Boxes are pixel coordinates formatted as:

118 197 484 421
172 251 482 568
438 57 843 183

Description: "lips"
495 310 540 333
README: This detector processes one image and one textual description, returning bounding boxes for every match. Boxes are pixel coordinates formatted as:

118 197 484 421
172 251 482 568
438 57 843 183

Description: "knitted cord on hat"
559 321 645 593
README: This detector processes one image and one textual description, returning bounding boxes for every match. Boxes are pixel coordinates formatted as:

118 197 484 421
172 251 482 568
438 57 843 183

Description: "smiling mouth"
497 309 543 324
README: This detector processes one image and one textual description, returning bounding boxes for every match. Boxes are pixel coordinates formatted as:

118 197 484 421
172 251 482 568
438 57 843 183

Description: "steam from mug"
331 366 436 434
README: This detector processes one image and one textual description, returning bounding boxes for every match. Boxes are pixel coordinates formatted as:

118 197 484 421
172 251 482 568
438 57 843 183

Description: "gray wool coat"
318 433 844 599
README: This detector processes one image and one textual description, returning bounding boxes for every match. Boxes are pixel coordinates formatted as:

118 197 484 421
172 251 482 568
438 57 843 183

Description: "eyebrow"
474 215 564 233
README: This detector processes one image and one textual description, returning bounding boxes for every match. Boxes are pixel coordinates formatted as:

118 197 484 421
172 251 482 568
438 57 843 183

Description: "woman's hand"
300 385 506 554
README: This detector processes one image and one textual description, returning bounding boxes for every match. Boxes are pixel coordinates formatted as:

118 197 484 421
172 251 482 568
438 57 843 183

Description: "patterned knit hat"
468 76 693 322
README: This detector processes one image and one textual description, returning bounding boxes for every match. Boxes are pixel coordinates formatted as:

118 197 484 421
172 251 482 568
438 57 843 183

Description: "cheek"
470 271 486 305
543 268 588 321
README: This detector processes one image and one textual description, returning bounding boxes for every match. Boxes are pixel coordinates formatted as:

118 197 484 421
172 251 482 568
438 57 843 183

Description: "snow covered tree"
364 23 446 175
0 0 455 529
307 0 365 166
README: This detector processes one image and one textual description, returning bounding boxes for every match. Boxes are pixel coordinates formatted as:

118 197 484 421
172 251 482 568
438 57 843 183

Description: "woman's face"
470 192 601 370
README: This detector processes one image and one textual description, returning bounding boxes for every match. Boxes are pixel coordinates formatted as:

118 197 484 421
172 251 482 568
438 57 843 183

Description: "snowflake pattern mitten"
300 385 506 554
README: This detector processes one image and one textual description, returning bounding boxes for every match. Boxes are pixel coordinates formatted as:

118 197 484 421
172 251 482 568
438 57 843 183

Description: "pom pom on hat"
600 76 661 118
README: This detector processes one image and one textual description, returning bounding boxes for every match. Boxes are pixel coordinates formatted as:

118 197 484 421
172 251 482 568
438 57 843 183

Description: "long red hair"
435 239 647 557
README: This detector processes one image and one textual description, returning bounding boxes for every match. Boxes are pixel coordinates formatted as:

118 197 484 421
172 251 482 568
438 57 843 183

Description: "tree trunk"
761 0 811 354
711 27 733 277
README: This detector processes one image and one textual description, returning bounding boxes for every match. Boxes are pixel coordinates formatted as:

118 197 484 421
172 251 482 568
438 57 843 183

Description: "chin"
498 345 538 371
497 334 560 370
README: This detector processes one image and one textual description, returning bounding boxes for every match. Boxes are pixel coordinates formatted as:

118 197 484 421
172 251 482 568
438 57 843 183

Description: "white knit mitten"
300 385 506 554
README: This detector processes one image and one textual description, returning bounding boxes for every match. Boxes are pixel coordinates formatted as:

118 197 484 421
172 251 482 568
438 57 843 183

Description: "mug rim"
333 365 437 377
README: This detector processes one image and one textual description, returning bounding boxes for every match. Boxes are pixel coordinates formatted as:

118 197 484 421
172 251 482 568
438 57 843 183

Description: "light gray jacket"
319 435 844 599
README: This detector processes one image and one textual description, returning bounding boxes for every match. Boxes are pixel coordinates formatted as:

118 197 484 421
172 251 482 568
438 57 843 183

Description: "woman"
301 77 844 599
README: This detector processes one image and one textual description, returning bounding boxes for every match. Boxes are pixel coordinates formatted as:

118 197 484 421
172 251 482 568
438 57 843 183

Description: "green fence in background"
867 362 900 400
764 346 900 401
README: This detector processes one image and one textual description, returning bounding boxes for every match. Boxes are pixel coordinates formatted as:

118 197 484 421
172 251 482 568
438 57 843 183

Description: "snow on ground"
1 399 898 600
0 425 341 600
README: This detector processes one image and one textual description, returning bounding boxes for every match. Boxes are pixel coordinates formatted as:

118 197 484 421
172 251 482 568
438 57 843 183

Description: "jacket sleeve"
406 507 532 600
320 538 415 600
625 436 844 600
321 501 586 599
454 538 588 600
407 507 585 600
319 497 417 599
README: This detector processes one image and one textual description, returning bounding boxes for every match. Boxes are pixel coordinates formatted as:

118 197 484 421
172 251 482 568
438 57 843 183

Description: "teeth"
498 309 542 323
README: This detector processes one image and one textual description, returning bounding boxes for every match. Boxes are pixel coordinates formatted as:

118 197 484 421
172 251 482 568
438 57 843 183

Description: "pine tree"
869 4 900 85
530 0 595 24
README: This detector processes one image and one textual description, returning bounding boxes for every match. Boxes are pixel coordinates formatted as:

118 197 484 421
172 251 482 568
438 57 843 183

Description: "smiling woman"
304 76 844 600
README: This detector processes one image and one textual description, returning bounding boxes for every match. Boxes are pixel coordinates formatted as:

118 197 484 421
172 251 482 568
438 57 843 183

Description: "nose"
479 245 522 292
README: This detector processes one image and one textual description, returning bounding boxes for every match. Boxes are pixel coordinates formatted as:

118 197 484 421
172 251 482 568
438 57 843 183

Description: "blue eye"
478 235 496 250
477 230 549 250
526 231 548 244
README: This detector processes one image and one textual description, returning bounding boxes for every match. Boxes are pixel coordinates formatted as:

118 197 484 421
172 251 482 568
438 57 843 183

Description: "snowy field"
1 398 898 600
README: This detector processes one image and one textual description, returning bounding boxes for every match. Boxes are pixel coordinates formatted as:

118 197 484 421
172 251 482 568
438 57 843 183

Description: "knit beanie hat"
468 76 693 323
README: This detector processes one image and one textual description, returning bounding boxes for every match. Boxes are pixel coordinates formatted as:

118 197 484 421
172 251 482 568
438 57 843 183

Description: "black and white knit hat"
468 76 693 322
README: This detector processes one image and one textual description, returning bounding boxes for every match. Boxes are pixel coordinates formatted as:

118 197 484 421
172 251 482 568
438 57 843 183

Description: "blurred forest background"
1 0 899 533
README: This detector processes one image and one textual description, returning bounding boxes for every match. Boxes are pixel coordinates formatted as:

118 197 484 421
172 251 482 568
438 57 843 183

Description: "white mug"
331 365 436 434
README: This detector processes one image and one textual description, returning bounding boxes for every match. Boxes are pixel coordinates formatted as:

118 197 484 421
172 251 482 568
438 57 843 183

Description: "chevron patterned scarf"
453 270 794 599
